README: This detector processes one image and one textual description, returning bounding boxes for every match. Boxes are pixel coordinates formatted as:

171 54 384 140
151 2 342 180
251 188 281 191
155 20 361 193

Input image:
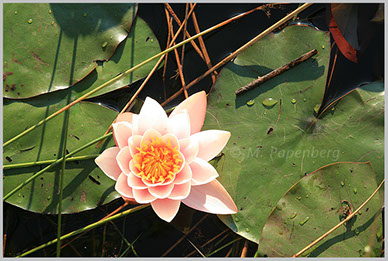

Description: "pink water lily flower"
95 91 237 222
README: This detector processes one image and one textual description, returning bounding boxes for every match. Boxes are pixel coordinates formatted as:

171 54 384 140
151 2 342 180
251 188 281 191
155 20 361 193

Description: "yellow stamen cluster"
134 136 182 183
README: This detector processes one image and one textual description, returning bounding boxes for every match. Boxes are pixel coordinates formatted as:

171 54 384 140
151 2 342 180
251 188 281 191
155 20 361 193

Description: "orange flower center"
134 136 182 184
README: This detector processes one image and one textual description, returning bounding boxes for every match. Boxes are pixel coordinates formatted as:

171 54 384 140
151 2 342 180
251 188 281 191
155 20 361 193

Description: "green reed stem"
3 133 112 201
17 204 150 257
118 233 142 257
254 250 259 257
56 108 70 257
3 154 100 170
206 237 242 257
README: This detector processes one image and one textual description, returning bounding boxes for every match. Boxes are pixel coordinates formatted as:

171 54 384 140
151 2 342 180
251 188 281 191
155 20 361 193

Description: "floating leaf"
3 90 121 214
203 25 383 243
71 17 162 99
3 3 137 98
258 162 383 257
329 4 358 63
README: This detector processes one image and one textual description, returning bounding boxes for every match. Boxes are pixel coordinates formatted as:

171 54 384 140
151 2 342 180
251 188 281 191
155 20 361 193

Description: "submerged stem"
17 204 150 257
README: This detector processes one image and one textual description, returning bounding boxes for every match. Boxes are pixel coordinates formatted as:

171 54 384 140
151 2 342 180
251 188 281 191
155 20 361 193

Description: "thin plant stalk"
214 232 231 247
162 11 172 98
3 133 112 201
180 3 190 66
3 154 99 170
254 249 259 257
169 16 188 98
185 228 229 257
187 239 206 257
240 240 249 257
56 105 70 257
292 179 385 257
17 204 150 257
3 234 6 254
61 202 129 251
206 237 242 257
225 246 233 257
161 214 209 257
190 3 217 84
161 3 313 106
164 3 205 61
119 233 142 257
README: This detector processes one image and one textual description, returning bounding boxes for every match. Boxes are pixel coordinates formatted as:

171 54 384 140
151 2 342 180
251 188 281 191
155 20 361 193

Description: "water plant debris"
235 49 318 95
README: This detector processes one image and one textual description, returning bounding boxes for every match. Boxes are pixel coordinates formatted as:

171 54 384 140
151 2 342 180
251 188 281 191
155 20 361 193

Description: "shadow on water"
233 59 325 108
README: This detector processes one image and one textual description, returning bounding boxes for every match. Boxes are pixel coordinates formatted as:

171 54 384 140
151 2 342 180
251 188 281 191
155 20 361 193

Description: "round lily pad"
3 3 137 98
258 162 383 257
3 90 120 214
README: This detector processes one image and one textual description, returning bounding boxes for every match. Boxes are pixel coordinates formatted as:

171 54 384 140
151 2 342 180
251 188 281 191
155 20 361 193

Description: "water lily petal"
129 159 140 176
131 114 139 135
116 112 135 124
115 173 134 198
190 130 231 161
127 172 148 189
141 128 162 145
142 176 174 187
179 137 199 164
182 179 237 214
169 181 191 200
133 188 156 204
167 110 190 139
112 121 132 149
134 97 168 136
151 198 181 222
190 158 219 186
116 146 132 175
173 163 192 185
170 91 206 134
161 133 180 151
148 183 174 199
95 147 121 180
128 135 142 158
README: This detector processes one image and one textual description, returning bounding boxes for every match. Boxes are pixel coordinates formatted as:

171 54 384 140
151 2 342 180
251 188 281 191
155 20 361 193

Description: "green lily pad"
3 3 137 98
71 16 162 98
3 90 121 214
202 25 384 243
258 162 383 257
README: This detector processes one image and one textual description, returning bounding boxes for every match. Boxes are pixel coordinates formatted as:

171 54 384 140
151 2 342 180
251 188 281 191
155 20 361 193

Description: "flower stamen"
134 136 182 183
